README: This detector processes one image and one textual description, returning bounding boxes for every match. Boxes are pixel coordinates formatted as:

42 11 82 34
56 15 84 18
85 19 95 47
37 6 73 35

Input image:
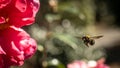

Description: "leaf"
52 33 79 49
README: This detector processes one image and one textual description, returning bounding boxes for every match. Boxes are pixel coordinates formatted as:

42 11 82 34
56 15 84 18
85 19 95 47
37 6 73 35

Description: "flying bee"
76 35 103 47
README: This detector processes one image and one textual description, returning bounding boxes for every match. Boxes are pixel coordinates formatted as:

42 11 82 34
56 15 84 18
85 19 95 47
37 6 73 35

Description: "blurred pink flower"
0 26 37 68
95 58 110 68
0 0 40 27
67 61 88 68
67 58 110 68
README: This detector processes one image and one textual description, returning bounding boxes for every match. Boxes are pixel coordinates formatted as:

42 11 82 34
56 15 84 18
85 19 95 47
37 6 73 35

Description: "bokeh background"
12 0 120 68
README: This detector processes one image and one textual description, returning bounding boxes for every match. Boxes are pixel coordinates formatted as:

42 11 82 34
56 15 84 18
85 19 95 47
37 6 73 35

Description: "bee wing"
75 36 82 39
90 35 103 39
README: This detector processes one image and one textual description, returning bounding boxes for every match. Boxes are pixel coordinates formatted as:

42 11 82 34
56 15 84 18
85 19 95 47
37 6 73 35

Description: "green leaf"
53 33 79 49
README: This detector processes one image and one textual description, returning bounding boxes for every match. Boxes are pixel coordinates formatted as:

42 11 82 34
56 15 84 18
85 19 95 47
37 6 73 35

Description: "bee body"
81 35 103 47
89 39 95 45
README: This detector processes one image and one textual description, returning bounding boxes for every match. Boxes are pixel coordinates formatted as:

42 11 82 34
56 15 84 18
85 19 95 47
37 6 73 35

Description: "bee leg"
85 43 89 47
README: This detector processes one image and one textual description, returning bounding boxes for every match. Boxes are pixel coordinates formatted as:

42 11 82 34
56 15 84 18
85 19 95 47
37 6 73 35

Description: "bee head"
82 35 90 41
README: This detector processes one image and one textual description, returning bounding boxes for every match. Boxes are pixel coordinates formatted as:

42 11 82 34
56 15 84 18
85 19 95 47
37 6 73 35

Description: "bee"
77 35 103 47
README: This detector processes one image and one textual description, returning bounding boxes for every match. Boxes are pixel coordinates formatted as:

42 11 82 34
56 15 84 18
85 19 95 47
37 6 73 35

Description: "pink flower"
95 58 110 68
67 58 110 68
0 0 39 67
0 0 40 27
67 61 88 68
0 26 37 68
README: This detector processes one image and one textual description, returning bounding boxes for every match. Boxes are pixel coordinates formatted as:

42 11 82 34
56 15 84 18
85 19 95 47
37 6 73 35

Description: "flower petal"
0 26 37 67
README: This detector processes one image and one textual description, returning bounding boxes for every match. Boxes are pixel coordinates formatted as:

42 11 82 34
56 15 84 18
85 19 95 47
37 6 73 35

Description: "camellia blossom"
0 0 40 27
0 26 37 68
0 0 39 67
